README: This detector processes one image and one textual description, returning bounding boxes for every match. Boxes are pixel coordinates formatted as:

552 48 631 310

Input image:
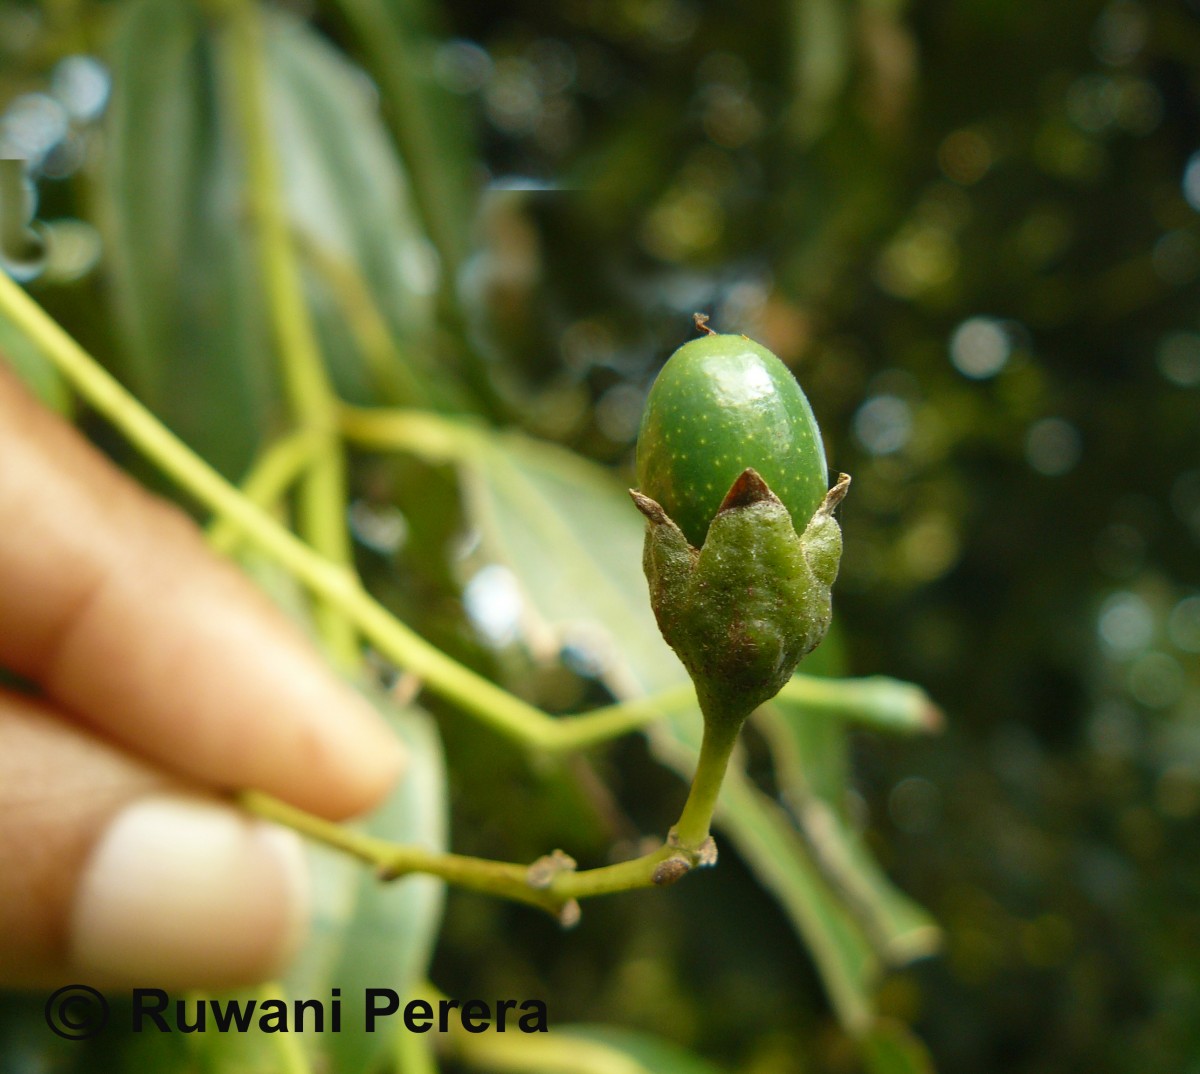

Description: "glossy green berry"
636 333 828 548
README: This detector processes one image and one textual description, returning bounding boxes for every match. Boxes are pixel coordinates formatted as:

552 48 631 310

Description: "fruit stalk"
671 716 742 850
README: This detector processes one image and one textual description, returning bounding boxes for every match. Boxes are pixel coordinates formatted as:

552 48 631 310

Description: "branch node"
527 848 577 889
667 828 719 868
652 856 692 886
376 860 402 882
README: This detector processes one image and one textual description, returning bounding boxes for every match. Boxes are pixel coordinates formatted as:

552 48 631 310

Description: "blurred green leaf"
756 698 941 967
265 14 442 408
763 697 852 813
789 0 851 144
861 1019 937 1074
711 771 878 1033
97 0 440 476
331 0 477 287
181 989 296 1073
461 425 681 697
99 0 275 477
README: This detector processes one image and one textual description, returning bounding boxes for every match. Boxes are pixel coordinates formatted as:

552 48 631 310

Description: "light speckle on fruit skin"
636 333 828 548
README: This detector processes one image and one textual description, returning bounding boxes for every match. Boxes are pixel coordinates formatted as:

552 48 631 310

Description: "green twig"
241 790 689 921
339 403 481 463
776 674 943 734
221 0 358 669
0 273 947 922
206 429 321 555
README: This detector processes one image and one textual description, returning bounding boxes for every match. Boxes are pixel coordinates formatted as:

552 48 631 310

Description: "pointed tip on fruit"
818 472 851 515
630 488 672 524
717 468 782 514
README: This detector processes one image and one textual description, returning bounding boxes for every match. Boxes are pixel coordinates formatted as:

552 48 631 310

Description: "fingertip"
223 637 409 820
70 795 311 990
294 690 409 821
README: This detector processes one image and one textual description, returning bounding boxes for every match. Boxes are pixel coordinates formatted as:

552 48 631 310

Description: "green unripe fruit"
636 333 827 548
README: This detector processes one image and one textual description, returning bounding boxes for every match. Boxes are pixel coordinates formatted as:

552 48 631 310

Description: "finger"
0 690 308 990
0 365 404 819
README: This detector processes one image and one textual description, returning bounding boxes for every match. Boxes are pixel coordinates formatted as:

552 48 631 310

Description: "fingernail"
70 794 309 989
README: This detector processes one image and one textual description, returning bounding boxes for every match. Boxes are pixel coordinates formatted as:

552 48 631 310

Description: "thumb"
0 690 308 991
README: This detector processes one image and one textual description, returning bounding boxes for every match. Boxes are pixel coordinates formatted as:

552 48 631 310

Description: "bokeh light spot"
1167 594 1200 652
1066 75 1121 134
1098 591 1154 654
938 128 994 186
595 382 645 443
1152 230 1199 285
0 93 67 164
1092 0 1148 66
50 55 110 122
853 395 913 456
485 57 541 135
1127 651 1185 709
41 218 102 282
949 317 1010 379
900 514 960 581
1182 151 1200 213
1025 417 1082 476
1156 764 1200 820
464 564 524 648
876 225 958 298
1156 331 1200 387
348 500 408 555
1020 914 1074 969
433 40 493 95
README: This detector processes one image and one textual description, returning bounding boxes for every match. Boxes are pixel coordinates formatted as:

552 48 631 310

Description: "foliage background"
3 0 1200 1071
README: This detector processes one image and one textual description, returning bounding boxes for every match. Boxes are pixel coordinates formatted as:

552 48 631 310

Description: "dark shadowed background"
2 0 1199 1071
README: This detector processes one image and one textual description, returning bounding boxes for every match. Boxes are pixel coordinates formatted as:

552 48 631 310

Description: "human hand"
0 365 405 990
